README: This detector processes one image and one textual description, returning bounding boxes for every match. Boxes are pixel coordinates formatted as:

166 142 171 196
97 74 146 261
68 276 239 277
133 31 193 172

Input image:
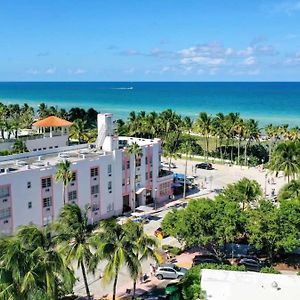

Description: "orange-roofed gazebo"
32 116 73 138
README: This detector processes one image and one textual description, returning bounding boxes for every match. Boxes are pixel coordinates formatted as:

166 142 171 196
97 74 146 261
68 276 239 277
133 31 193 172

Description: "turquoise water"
0 82 300 126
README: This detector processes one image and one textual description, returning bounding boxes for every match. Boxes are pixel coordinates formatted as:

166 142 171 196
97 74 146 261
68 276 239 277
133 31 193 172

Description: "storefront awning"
136 187 147 195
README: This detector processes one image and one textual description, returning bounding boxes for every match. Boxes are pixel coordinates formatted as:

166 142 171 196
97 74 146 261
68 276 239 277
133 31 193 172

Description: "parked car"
195 162 213 170
154 227 169 239
155 264 187 280
132 215 150 224
161 161 176 169
237 257 261 272
192 254 230 266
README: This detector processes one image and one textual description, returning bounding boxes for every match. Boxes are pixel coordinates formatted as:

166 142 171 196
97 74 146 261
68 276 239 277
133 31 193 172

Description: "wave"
111 87 134 90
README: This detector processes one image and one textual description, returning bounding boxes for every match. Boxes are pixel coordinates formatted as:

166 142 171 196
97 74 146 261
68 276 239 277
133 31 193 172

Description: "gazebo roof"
32 116 73 127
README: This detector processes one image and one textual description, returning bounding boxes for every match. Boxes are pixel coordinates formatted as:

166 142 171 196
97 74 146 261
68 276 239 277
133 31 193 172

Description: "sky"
0 0 300 81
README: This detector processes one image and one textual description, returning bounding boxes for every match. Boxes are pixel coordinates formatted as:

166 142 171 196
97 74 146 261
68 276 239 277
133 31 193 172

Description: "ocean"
0 82 300 126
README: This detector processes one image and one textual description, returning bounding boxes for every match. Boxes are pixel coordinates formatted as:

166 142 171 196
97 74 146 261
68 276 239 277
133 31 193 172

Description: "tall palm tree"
69 119 88 144
182 139 193 199
244 119 260 165
125 221 158 299
234 117 244 165
225 112 240 162
54 204 94 299
194 112 212 162
212 113 226 161
268 141 300 182
91 219 137 300
163 133 181 171
0 225 74 300
55 160 73 205
127 142 143 211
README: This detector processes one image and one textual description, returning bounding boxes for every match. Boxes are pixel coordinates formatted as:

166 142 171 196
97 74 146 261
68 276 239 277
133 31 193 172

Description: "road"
73 158 287 298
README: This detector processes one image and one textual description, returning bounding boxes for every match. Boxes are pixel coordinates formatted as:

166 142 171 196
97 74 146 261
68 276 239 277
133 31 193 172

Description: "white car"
161 161 176 169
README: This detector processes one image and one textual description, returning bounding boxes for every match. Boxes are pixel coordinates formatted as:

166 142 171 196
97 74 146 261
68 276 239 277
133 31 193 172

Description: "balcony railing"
158 169 173 178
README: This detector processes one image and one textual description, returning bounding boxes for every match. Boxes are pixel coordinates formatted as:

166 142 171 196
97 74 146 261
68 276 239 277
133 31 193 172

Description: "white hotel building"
0 113 173 235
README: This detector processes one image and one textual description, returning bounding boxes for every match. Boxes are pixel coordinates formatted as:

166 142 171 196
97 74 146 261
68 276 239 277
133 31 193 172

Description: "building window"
2 198 7 203
126 160 130 169
91 185 99 195
0 208 11 220
126 177 130 185
122 162 125 170
91 167 99 177
0 186 10 198
71 172 76 182
108 164 112 174
41 177 51 188
28 202 32 209
135 174 141 183
68 190 77 201
27 182 31 189
43 197 52 208
108 181 112 191
145 157 148 165
150 171 153 179
136 157 141 167
107 203 114 212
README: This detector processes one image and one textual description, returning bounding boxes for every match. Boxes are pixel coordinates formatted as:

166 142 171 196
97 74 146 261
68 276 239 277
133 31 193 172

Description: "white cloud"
124 67 135 74
45 67 56 75
237 47 254 57
180 56 225 66
285 51 300 65
27 68 39 75
274 1 300 14
241 56 257 65
69 68 86 75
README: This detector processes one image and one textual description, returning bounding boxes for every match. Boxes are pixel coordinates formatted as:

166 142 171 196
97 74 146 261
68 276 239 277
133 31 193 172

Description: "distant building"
0 113 173 235
201 269 300 300
0 115 73 152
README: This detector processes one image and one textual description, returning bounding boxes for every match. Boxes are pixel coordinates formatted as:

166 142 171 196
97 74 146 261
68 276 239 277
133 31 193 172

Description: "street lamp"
154 187 158 210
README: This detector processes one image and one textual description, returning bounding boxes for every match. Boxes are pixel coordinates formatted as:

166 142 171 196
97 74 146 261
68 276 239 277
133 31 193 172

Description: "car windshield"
173 265 181 271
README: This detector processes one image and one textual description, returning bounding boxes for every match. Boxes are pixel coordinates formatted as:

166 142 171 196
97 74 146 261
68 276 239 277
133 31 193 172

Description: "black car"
237 257 261 272
192 254 223 266
195 163 213 170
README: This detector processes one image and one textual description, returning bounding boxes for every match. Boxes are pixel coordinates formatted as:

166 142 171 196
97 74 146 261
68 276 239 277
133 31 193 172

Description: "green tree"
55 160 73 205
278 179 300 201
127 142 143 211
91 219 137 300
268 141 300 182
12 139 28 154
54 204 94 299
69 119 88 144
0 225 75 300
247 199 300 262
194 112 212 162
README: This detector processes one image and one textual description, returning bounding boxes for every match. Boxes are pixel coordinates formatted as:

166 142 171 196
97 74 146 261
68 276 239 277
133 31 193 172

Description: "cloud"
241 56 257 65
27 68 39 75
118 49 140 56
180 56 225 66
285 51 300 65
273 1 300 14
68 68 86 75
45 67 56 75
124 67 135 74
37 52 50 57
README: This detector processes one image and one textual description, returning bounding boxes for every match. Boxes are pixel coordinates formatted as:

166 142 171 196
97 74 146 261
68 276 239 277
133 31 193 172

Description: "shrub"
260 266 281 274
161 244 182 255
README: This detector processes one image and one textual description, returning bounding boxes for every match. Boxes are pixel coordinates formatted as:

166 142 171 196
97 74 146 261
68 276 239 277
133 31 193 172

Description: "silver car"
155 264 187 280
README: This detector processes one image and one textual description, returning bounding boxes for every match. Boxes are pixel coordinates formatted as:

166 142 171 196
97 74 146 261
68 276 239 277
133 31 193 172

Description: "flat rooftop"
201 269 300 300
0 136 159 175
0 144 107 175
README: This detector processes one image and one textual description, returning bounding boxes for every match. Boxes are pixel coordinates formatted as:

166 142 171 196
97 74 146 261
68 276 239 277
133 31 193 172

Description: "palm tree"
69 119 88 144
12 139 28 154
278 179 300 201
182 139 193 199
234 117 244 165
124 221 158 299
127 142 143 211
244 119 260 166
54 204 94 299
225 112 240 162
0 225 74 300
55 160 73 205
37 103 49 118
163 133 181 171
268 141 300 182
211 113 226 161
91 220 138 300
194 112 212 162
